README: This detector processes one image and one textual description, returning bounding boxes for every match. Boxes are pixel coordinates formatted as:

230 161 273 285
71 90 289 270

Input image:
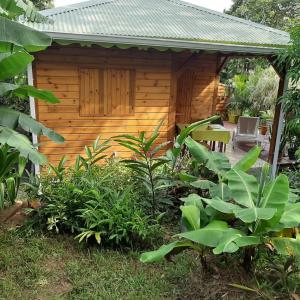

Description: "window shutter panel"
79 68 103 116
104 68 135 115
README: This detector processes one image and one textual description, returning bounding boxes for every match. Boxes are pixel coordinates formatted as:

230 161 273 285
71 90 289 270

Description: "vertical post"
27 63 40 175
167 54 178 143
270 73 289 178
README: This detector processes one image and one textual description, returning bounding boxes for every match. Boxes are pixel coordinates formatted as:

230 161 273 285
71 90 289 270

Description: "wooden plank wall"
33 45 173 165
175 53 219 123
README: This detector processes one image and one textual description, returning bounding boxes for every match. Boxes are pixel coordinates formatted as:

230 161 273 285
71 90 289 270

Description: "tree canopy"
225 0 299 30
31 0 54 10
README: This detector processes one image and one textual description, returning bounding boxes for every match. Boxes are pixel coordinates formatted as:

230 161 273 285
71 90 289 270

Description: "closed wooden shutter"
79 68 104 116
104 68 135 115
80 68 135 117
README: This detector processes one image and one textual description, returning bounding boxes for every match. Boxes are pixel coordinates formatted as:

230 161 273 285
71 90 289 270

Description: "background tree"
225 0 299 30
31 0 54 10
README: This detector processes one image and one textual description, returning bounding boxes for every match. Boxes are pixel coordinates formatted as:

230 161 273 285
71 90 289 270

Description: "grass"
0 228 251 300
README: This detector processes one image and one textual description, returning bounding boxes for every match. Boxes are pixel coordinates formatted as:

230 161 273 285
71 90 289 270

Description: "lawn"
0 228 250 300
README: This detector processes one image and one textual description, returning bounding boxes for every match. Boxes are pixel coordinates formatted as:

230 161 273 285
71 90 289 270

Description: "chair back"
237 117 259 136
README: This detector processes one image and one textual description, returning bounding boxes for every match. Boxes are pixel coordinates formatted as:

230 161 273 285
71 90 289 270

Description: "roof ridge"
41 0 115 16
168 0 289 38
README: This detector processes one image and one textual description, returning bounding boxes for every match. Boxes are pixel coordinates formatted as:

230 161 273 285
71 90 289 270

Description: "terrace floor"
223 121 269 167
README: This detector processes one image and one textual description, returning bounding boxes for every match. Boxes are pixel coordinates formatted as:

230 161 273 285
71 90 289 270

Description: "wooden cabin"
27 0 290 166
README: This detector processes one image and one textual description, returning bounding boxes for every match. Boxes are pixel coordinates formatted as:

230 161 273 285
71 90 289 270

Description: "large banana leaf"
180 205 200 230
0 16 51 52
257 174 289 230
279 202 300 227
226 169 258 208
212 230 260 255
0 106 64 143
140 241 197 263
168 115 219 161
0 83 60 104
177 220 229 247
232 146 261 172
0 126 46 164
0 50 33 80
14 85 60 103
209 182 232 201
0 0 50 22
185 136 230 175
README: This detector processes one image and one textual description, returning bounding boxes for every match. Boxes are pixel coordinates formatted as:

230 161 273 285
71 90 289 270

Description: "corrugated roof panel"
26 0 290 49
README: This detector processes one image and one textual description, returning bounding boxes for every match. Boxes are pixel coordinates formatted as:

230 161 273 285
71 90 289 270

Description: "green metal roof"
26 0 290 54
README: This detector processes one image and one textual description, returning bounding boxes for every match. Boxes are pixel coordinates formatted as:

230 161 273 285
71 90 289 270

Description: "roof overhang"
45 31 284 56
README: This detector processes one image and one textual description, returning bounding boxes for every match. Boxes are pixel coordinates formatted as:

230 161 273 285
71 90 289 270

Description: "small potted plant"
259 111 273 135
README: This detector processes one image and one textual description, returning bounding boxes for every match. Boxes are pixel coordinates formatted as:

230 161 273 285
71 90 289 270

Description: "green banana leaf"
258 174 289 230
202 197 241 214
212 230 260 254
0 106 64 143
0 50 33 80
209 182 232 201
279 202 300 227
0 126 46 164
0 0 50 22
0 16 51 52
177 220 229 247
0 83 60 104
140 241 196 263
180 205 200 230
226 169 258 208
168 115 219 160
234 207 276 223
185 136 230 175
232 146 261 172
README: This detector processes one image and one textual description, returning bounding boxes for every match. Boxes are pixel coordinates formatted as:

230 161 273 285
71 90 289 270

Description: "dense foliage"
140 137 300 268
227 67 279 117
0 0 64 208
225 0 298 30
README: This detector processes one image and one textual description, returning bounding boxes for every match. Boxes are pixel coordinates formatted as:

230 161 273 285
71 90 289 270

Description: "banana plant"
141 138 300 265
0 144 27 208
0 1 65 165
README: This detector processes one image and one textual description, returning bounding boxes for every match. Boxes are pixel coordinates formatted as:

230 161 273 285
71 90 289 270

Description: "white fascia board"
44 31 282 56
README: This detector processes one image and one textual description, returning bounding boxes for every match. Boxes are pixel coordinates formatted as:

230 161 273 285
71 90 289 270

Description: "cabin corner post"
270 72 289 178
27 63 41 175
167 56 178 143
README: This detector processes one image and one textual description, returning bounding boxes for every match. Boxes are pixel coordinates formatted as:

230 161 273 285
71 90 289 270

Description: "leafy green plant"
114 121 170 216
26 156 161 248
115 117 220 216
76 187 162 247
140 138 300 269
0 144 27 207
74 136 110 171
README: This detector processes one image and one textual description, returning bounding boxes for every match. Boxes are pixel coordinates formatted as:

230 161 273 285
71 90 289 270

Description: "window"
79 68 135 117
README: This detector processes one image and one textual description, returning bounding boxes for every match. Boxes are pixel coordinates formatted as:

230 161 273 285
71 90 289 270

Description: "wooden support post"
269 72 288 178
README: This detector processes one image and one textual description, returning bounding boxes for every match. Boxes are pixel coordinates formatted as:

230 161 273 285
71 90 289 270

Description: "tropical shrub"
26 155 162 248
140 138 300 268
115 117 220 216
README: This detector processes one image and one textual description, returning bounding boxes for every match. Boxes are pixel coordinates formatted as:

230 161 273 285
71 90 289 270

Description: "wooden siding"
33 46 219 165
175 53 219 123
34 45 173 165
